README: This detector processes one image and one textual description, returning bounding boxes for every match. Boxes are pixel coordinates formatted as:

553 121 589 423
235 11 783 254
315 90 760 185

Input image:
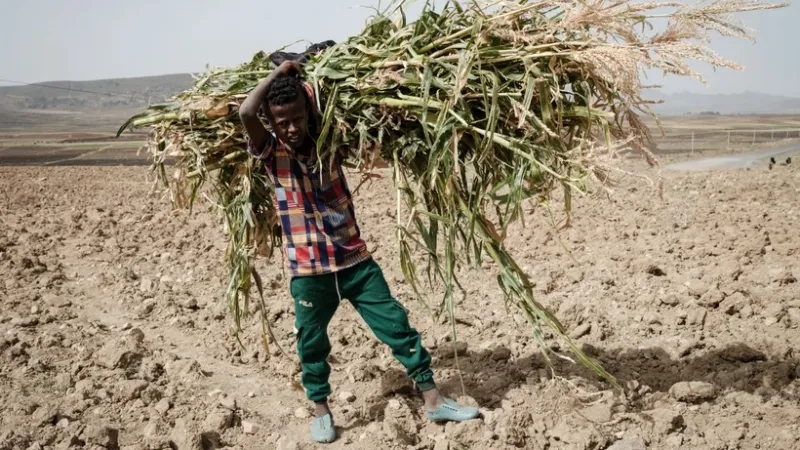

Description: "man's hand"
277 60 302 77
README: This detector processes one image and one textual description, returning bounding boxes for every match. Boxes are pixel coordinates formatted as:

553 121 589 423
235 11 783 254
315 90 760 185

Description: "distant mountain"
3 73 800 116
646 90 800 115
0 74 193 112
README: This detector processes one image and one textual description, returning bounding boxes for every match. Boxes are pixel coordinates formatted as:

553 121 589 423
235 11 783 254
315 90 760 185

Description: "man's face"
268 95 309 150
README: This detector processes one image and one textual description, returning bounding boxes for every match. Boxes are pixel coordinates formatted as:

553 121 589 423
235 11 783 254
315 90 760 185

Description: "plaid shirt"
247 84 370 277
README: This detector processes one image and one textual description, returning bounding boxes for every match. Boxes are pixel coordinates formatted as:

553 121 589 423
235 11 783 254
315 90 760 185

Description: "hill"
0 74 193 112
647 90 800 116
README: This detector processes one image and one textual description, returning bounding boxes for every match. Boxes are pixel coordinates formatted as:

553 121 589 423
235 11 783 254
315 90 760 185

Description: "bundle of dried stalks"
119 0 785 382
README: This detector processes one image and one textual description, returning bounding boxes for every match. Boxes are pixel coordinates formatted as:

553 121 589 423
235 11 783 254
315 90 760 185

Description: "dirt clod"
686 308 707 328
56 435 83 450
699 289 723 307
55 373 73 392
136 300 155 318
242 421 260 435
128 328 146 343
117 380 149 401
95 336 144 369
169 418 203 450
762 303 785 324
154 398 171 415
383 398 418 445
676 339 698 358
607 435 646 450
686 280 709 298
275 436 299 450
787 308 800 327
433 439 450 450
339 391 356 403
570 323 592 339
439 341 468 359
140 387 163 406
32 405 58 426
669 381 717 403
580 402 613 423
182 298 198 310
447 419 486 444
491 345 512 361
139 278 154 294
294 407 310 419
660 294 681 306
722 292 748 315
11 316 39 327
649 408 685 435
720 343 766 362
142 416 169 439
82 425 119 448
217 395 236 411
202 410 234 432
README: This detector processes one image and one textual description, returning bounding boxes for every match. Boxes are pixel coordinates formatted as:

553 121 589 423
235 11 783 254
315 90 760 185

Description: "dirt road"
1 163 799 450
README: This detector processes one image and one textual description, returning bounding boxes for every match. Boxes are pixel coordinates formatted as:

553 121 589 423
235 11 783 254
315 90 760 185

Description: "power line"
0 77 148 100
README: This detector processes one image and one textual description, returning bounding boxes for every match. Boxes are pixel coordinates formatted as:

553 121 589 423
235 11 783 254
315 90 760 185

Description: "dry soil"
1 161 798 450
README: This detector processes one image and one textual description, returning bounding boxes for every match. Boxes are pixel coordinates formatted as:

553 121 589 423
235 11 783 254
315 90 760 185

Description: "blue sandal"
311 413 337 443
426 398 480 422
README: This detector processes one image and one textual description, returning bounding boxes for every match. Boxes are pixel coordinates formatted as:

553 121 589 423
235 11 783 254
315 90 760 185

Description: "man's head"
265 75 310 150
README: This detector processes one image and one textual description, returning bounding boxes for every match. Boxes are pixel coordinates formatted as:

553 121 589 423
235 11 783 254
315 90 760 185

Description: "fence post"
727 131 731 151
691 131 695 155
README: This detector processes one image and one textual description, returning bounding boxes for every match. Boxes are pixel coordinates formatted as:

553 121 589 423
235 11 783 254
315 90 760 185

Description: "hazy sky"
1 0 797 96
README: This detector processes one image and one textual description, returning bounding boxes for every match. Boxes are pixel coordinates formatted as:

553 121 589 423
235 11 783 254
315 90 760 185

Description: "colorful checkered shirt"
247 85 370 277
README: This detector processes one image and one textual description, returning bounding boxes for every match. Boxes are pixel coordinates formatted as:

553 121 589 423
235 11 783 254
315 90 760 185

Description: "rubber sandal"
310 413 337 443
426 398 480 422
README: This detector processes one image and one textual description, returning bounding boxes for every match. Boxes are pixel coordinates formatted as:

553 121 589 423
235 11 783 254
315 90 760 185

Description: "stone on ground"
669 381 717 403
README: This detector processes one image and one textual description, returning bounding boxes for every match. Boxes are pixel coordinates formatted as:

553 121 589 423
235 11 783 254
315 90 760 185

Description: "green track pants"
289 258 436 402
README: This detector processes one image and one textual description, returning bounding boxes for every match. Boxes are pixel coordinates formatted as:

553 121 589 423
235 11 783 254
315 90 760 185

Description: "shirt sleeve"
247 132 277 161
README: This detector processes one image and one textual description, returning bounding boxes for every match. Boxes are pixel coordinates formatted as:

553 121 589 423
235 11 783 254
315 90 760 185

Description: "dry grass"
118 0 787 384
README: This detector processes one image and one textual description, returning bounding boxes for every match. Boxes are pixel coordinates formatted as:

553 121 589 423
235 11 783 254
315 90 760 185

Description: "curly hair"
265 74 305 107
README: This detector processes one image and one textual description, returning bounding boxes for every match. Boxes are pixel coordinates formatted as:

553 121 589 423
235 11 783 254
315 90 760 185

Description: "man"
239 60 479 443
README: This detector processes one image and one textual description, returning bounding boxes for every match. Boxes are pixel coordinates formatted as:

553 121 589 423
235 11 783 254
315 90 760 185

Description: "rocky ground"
1 161 798 450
